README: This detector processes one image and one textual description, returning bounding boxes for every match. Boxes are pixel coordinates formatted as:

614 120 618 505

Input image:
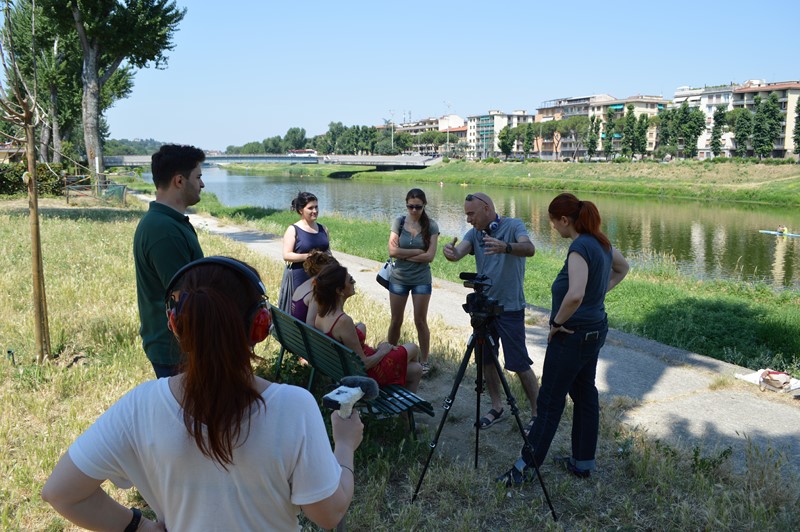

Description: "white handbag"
376 258 394 289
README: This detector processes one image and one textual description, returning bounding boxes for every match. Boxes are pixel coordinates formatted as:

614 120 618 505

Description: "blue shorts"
388 282 432 296
487 309 533 373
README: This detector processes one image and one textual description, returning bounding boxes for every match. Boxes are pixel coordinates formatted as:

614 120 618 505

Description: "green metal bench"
269 304 434 434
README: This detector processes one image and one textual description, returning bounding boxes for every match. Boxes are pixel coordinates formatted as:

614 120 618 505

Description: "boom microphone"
323 376 380 418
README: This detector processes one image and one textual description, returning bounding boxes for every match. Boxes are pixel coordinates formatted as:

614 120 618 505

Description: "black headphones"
164 256 271 344
486 214 501 235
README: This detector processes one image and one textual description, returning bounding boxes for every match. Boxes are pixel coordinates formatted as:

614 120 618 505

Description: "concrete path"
173 199 800 476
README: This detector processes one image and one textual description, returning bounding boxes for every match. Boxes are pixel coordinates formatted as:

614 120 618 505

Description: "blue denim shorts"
388 282 432 296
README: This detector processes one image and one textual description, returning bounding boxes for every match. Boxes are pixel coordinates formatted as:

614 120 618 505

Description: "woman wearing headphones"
42 257 363 530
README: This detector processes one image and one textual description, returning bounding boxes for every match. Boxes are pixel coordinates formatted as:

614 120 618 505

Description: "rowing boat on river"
759 230 800 238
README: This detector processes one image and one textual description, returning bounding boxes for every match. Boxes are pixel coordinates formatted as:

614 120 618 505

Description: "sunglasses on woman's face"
406 204 424 211
348 275 356 285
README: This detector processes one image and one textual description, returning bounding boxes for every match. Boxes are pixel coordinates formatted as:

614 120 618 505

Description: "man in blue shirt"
443 193 539 432
133 145 206 378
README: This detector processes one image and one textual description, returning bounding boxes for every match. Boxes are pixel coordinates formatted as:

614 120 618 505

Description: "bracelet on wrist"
550 320 563 328
124 508 142 532
339 464 355 478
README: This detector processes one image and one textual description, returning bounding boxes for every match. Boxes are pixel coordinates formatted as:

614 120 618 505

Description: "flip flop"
476 408 504 429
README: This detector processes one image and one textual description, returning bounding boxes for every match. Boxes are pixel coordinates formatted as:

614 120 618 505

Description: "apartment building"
397 114 465 154
589 95 667 157
535 94 615 159
466 110 535 159
731 80 800 158
672 83 738 159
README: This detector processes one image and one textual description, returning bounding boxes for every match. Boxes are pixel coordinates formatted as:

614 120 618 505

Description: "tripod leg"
484 345 558 521
474 340 483 469
412 335 477 502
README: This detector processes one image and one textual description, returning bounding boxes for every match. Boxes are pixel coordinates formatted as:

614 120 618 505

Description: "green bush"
0 162 65 195
612 156 632 164
441 157 450 163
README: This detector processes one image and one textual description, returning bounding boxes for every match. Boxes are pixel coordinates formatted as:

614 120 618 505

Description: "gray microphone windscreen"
339 376 379 400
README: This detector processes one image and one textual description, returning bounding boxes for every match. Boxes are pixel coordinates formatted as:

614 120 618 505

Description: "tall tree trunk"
50 83 62 164
82 45 105 184
38 122 51 162
25 122 52 363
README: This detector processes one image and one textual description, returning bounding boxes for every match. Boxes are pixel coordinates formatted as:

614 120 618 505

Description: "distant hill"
104 138 164 156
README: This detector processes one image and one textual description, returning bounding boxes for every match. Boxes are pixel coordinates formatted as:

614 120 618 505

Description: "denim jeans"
522 318 607 471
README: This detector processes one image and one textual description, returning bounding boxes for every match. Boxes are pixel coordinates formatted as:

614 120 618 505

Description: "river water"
189 166 800 289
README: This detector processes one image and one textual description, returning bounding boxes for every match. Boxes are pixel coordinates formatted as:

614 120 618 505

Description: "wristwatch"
505 243 512 254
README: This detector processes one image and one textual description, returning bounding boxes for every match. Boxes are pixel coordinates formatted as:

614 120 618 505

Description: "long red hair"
170 261 265 468
548 193 610 251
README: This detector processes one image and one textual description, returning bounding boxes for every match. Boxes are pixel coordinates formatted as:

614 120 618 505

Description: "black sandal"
476 408 504 429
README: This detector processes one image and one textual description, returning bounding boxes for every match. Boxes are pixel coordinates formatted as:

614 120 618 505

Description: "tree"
710 105 727 157
520 122 538 159
654 108 673 153
394 131 413 152
727 108 752 157
263 135 283 154
41 0 185 181
751 93 781 158
603 107 616 159
794 97 800 157
672 103 704 158
358 126 378 155
586 115 601 159
634 113 649 158
336 126 357 154
498 125 515 159
283 127 306 151
1 1 52 362
621 104 637 157
239 141 264 154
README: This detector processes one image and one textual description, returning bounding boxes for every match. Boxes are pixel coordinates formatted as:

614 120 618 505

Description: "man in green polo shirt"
134 145 206 378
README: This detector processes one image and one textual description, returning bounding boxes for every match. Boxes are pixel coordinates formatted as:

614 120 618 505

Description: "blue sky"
105 0 799 151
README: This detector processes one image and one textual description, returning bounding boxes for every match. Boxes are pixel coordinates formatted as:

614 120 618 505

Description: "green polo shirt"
133 201 204 366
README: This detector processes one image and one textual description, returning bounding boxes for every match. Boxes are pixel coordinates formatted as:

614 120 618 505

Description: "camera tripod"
412 306 557 521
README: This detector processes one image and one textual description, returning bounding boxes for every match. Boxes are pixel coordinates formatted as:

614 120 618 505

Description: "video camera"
460 272 503 326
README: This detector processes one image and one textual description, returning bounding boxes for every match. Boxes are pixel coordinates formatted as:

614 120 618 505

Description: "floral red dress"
325 313 408 386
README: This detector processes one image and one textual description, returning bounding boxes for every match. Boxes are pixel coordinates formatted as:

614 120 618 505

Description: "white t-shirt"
69 379 341 530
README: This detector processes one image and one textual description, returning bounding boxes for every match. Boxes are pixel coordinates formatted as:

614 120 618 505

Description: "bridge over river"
104 154 441 171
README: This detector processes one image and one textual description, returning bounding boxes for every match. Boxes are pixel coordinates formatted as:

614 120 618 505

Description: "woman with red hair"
498 193 629 486
43 257 362 530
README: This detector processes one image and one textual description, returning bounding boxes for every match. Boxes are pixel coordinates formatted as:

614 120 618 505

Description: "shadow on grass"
2 206 143 223
327 169 379 179
196 205 281 221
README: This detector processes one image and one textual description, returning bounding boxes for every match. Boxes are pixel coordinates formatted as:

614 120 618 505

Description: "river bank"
187 192 800 377
82 178 800 375
223 159 800 206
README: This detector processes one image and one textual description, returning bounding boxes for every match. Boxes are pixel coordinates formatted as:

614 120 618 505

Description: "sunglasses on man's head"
406 204 424 210
465 194 489 206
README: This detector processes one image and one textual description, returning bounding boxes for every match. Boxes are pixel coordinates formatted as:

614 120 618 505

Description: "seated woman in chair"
313 263 422 393
291 250 338 325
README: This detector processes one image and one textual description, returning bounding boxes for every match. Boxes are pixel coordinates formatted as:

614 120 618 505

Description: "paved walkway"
162 197 800 476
